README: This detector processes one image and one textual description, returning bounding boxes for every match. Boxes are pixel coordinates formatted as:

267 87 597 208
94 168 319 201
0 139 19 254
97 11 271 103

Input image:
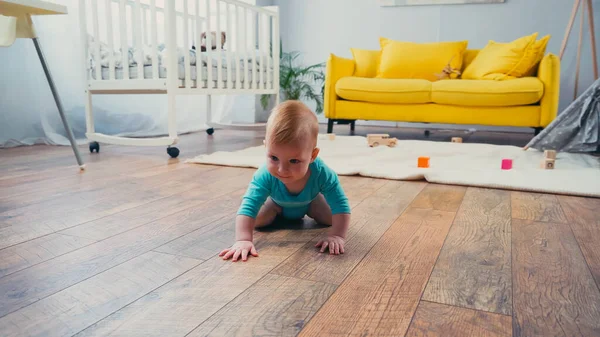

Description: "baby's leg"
307 193 333 226
255 197 282 228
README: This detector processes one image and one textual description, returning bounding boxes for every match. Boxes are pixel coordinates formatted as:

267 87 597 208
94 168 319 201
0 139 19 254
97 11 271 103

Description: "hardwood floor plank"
0 161 192 213
0 164 212 221
511 192 567 223
187 274 337 337
59 168 253 241
272 181 426 285
405 301 512 337
558 196 600 289
72 228 321 337
338 176 388 208
152 216 236 261
0 234 95 279
410 184 467 212
0 251 201 337
422 187 512 315
512 219 600 336
0 189 246 318
0 132 262 202
0 155 161 199
0 166 248 250
298 207 455 337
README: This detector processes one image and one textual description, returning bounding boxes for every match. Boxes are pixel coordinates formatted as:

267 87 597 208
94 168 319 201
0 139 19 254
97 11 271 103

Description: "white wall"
274 0 600 132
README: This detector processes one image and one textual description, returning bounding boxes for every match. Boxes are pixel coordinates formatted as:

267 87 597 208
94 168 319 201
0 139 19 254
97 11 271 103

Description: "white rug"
186 135 600 198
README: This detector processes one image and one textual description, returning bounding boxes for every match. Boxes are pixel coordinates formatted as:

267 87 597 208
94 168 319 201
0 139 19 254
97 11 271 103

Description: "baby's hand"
315 235 345 255
219 240 258 262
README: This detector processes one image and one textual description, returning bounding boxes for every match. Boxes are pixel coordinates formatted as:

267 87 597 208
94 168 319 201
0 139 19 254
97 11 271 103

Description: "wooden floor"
1 125 600 337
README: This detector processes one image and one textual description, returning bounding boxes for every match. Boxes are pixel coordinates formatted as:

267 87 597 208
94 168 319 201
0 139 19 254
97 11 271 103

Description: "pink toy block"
501 159 512 170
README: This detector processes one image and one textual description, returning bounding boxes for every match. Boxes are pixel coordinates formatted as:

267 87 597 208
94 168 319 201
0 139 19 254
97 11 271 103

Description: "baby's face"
265 140 316 184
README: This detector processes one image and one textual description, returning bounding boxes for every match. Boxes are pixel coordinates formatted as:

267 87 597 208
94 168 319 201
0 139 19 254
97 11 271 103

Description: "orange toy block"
418 156 430 168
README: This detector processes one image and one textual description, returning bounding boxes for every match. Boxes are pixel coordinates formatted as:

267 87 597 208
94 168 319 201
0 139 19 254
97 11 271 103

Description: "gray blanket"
525 78 600 153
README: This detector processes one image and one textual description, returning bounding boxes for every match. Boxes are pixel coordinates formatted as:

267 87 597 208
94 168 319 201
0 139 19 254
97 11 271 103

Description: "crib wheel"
167 146 180 158
89 141 100 153
206 128 214 135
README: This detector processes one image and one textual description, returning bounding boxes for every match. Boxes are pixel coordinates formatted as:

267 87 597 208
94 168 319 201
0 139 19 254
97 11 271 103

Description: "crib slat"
165 0 177 91
251 11 256 90
273 12 279 97
183 0 191 88
105 0 114 80
134 0 143 79
119 0 129 79
225 3 232 89
142 6 152 46
234 5 240 90
268 14 272 90
215 0 222 89
206 0 213 87
142 8 147 46
91 0 101 81
196 0 203 88
259 12 264 89
150 0 158 79
79 0 89 81
243 7 248 89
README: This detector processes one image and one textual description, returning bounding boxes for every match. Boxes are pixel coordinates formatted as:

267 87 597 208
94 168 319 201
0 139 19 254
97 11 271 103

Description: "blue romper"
237 157 351 220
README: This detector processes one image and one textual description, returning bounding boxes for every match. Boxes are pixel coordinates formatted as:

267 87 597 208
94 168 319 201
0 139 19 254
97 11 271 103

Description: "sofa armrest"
538 53 560 127
325 54 355 119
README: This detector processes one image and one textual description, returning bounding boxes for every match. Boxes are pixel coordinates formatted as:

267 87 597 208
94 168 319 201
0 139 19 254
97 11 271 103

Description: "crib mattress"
91 63 271 84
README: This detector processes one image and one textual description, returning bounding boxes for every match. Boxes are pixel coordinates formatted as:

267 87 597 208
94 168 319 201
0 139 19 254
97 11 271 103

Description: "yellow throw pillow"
523 35 551 76
376 37 468 82
462 33 539 80
350 48 380 78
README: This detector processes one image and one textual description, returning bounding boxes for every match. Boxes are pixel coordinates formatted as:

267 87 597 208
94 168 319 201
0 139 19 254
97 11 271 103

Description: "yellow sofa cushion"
335 77 431 104
350 48 380 77
431 77 544 106
335 101 541 127
462 33 539 80
377 38 468 81
524 35 551 76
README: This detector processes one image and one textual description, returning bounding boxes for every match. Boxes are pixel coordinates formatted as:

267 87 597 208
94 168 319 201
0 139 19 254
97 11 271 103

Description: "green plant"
261 50 325 114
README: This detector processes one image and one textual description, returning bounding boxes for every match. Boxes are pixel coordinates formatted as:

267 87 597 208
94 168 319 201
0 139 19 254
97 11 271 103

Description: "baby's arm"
317 163 351 254
220 166 271 262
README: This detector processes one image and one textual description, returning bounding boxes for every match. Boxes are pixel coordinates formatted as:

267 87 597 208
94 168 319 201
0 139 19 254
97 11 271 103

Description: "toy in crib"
367 134 397 147
195 31 227 51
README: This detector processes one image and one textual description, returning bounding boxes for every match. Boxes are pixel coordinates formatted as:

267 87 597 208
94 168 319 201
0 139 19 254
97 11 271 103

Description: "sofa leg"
350 120 355 133
534 127 543 136
327 119 334 134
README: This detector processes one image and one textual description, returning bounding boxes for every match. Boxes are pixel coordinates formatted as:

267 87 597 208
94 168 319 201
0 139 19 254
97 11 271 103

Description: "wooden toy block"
541 158 555 169
451 137 463 143
501 159 512 170
418 156 430 168
544 150 556 159
328 133 336 140
367 134 397 147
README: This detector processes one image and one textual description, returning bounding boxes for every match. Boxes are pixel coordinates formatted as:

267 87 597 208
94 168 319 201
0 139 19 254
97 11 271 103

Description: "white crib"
79 0 279 157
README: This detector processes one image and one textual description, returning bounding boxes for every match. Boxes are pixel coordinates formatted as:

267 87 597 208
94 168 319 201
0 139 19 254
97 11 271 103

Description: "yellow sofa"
324 49 560 135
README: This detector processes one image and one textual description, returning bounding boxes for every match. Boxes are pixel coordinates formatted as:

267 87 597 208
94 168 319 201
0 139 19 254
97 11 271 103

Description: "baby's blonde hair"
266 100 319 147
